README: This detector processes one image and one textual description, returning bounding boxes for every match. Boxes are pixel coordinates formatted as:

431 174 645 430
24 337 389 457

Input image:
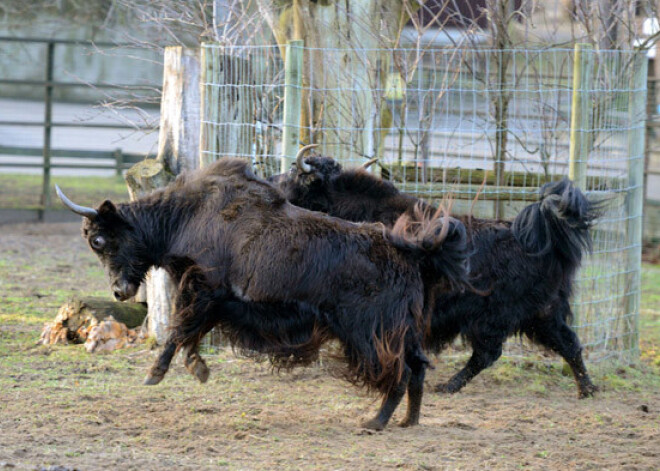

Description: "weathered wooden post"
125 46 201 344
114 148 123 177
39 41 55 222
280 40 304 173
569 43 594 189
624 52 649 357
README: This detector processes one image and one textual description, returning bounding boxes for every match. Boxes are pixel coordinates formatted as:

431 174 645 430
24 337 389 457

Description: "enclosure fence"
199 43 647 363
0 37 160 215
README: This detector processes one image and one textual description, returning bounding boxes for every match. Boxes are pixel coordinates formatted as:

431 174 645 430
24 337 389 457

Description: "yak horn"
362 157 378 170
55 185 98 219
296 144 318 173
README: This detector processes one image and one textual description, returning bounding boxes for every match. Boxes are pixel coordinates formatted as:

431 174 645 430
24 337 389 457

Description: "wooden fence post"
568 43 594 189
281 40 304 173
625 52 649 356
39 41 55 221
157 47 201 176
114 148 123 176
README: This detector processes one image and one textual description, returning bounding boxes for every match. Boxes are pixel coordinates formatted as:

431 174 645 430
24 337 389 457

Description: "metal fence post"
625 52 649 357
280 40 304 173
199 44 219 167
566 43 593 339
39 41 55 221
569 43 593 189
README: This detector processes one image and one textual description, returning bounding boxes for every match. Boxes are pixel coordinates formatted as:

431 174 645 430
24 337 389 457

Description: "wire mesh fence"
200 43 647 363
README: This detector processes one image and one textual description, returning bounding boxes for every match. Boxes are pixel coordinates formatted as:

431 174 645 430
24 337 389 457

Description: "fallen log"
40 297 147 352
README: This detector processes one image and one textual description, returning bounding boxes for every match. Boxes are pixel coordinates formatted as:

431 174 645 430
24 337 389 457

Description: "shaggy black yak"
57 157 469 430
269 151 600 398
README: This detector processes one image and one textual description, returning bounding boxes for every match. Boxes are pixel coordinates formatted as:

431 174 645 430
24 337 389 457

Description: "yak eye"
91 235 106 251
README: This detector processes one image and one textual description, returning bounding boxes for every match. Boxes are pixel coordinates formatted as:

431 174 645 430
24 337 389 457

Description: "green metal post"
569 43 594 189
625 53 649 357
280 40 303 173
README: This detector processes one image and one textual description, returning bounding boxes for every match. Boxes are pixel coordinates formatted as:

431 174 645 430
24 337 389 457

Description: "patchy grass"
0 223 659 470
0 174 129 210
641 263 660 368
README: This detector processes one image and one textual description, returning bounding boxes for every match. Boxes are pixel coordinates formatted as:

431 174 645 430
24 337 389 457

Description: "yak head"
268 145 377 212
56 186 151 301
267 145 340 203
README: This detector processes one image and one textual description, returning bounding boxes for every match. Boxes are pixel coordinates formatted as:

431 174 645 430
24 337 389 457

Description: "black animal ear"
98 200 117 216
96 199 129 228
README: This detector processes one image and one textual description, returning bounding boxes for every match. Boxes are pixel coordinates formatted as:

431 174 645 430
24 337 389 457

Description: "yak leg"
145 338 178 385
183 346 210 383
143 337 210 385
528 309 597 398
399 351 427 428
435 340 503 394
145 285 226 385
182 320 221 384
361 366 411 431
179 293 242 383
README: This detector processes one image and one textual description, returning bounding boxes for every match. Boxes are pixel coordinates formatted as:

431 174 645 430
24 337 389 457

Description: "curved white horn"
55 185 98 219
296 144 318 173
362 157 378 170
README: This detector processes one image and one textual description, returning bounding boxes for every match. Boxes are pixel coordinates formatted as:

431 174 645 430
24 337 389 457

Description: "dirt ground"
1 222 659 471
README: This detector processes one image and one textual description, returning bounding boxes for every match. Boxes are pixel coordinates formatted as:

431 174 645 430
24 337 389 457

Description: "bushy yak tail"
512 177 600 267
388 202 469 292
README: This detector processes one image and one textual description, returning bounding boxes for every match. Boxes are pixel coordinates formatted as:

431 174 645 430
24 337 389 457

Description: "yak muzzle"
112 280 139 301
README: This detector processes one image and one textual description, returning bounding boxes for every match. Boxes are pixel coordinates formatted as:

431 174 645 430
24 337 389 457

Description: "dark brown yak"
56 157 469 430
269 151 600 399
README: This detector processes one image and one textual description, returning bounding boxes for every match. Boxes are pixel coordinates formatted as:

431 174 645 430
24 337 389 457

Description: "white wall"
0 15 163 102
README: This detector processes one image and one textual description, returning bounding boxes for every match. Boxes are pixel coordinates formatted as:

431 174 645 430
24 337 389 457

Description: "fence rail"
0 145 145 175
0 36 161 217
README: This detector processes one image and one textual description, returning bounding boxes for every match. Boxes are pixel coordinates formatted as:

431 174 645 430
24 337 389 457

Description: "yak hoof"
434 382 460 394
184 354 210 384
144 372 164 386
189 361 210 384
578 383 598 399
360 418 386 431
398 417 419 428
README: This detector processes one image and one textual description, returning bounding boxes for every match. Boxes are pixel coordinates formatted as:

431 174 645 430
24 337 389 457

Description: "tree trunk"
60 297 147 329
125 46 201 345
158 47 202 176
125 159 177 344
256 0 422 166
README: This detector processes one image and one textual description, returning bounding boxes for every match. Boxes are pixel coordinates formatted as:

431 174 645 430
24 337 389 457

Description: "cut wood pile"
40 297 148 353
